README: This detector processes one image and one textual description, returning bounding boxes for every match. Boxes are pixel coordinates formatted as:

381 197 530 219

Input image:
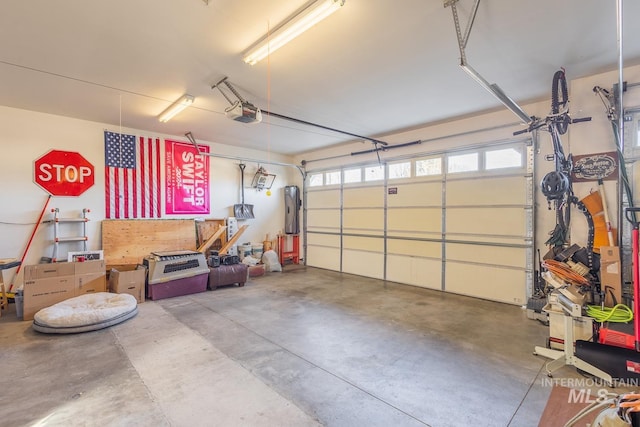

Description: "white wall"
295 65 640 263
0 106 298 286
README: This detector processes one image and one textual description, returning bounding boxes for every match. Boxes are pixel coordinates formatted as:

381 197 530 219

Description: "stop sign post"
34 150 95 197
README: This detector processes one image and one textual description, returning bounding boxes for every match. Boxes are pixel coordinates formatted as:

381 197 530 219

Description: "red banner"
164 140 210 215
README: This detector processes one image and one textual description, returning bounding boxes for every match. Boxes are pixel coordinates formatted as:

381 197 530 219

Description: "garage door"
305 139 534 305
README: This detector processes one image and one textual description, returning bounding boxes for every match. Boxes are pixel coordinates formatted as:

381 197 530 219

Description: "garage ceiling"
1 0 639 155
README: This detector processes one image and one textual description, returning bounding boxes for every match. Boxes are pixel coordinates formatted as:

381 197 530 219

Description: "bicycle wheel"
552 70 569 134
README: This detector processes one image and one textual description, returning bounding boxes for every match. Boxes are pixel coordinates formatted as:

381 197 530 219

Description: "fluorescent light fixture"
460 64 532 125
243 0 346 65
158 94 195 122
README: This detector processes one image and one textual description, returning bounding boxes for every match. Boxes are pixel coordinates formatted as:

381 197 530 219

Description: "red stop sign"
34 150 95 196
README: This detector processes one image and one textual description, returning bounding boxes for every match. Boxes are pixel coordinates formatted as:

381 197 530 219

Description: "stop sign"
34 150 95 196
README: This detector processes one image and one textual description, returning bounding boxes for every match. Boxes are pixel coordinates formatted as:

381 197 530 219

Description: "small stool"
278 234 299 266
208 264 248 290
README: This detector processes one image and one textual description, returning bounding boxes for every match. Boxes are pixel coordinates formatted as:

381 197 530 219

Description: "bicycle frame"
514 70 591 250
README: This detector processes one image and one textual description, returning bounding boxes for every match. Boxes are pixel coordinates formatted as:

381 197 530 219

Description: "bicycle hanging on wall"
514 69 595 268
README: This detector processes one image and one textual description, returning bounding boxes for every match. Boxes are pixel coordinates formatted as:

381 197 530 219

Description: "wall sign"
165 140 210 214
34 149 95 196
571 151 618 182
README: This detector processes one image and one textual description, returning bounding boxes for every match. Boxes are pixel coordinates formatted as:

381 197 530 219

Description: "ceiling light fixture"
243 0 346 66
158 94 194 122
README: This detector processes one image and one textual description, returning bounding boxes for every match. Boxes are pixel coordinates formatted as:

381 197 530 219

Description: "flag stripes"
104 131 161 219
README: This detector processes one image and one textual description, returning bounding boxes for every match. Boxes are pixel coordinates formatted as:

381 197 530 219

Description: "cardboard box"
600 246 622 306
24 262 74 280
23 275 75 321
22 259 107 320
74 259 106 275
75 260 106 296
76 272 106 296
108 265 146 303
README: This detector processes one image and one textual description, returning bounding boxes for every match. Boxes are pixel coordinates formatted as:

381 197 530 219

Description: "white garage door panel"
387 239 441 258
387 208 442 233
447 176 526 205
343 236 384 252
343 209 383 230
307 190 340 208
447 208 525 236
387 254 442 290
446 243 526 268
307 209 340 228
343 187 384 208
304 140 531 306
387 181 442 206
307 246 340 270
306 233 340 247
445 262 526 305
343 249 384 279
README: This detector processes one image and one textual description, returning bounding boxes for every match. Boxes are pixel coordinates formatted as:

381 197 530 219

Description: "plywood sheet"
102 220 197 265
196 219 227 249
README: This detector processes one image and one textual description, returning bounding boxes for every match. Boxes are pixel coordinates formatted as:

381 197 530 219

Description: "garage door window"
415 158 441 176
389 162 411 179
365 165 384 181
447 152 478 173
344 168 362 183
485 147 522 170
326 171 341 185
309 173 323 187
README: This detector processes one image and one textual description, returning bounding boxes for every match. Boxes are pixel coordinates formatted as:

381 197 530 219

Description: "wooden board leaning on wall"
102 219 226 266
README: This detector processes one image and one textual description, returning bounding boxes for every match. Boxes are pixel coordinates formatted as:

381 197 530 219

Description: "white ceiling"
1 0 639 156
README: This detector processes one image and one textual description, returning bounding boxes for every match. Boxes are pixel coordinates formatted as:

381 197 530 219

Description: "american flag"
104 131 161 219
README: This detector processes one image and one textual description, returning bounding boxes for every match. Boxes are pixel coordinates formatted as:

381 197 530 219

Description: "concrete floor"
0 265 588 426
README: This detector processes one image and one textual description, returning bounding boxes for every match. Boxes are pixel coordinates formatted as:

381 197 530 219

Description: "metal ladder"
49 208 89 262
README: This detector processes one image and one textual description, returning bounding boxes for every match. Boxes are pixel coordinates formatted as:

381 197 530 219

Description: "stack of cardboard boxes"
23 260 107 320
21 260 147 321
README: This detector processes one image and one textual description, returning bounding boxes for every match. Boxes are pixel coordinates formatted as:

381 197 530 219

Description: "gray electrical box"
284 185 300 234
